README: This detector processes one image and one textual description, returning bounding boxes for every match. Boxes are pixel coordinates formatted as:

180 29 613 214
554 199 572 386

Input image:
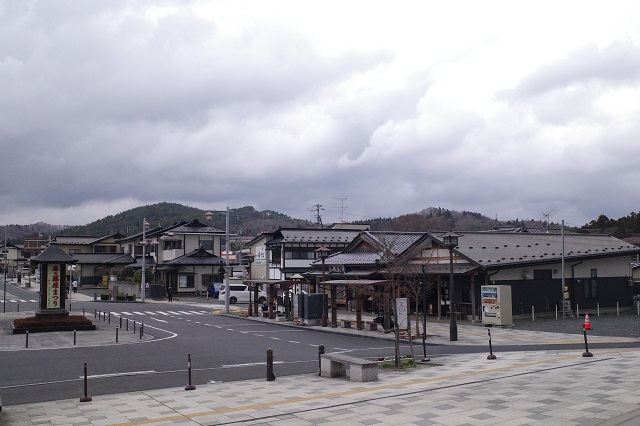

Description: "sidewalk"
2 283 640 425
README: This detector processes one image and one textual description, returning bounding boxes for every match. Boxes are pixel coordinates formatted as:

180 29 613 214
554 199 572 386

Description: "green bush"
101 294 110 300
126 294 136 301
116 294 126 301
14 315 93 329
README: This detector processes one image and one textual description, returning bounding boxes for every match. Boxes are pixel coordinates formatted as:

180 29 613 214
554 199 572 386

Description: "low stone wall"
108 281 139 298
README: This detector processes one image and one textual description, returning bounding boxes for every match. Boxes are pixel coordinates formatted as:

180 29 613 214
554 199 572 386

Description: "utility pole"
311 204 324 228
334 197 348 223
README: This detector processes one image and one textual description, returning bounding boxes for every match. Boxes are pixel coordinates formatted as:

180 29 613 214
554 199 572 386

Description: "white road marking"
86 370 156 379
150 318 167 323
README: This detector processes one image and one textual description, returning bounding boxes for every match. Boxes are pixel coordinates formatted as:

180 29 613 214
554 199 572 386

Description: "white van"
219 282 267 304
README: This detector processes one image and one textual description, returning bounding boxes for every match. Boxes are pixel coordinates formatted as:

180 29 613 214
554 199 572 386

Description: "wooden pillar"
356 290 363 330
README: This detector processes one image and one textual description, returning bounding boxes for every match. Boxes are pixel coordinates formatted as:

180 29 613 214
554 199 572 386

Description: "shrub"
14 315 93 329
101 294 110 300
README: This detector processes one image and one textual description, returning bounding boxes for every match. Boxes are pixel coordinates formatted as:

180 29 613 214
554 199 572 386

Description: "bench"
339 319 353 328
364 321 378 331
446 311 467 321
320 353 379 382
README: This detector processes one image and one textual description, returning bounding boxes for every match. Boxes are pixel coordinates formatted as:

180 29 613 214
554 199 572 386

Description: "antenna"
539 207 558 231
311 204 324 228
334 197 348 223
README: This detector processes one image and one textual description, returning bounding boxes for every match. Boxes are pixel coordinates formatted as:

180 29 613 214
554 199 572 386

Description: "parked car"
219 283 267 304
207 282 221 299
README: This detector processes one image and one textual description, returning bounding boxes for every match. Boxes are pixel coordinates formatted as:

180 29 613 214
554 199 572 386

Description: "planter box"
11 324 96 334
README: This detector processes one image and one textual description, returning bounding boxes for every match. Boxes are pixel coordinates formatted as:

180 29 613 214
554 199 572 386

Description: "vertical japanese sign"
396 297 408 330
47 263 61 308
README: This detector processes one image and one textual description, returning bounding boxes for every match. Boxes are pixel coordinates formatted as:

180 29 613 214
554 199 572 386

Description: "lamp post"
442 231 460 342
141 218 150 303
3 226 7 313
206 207 231 314
315 246 330 327
421 262 429 362
245 252 255 316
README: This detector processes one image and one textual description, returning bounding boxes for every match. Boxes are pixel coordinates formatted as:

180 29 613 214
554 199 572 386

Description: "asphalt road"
1 293 402 405
3 282 640 406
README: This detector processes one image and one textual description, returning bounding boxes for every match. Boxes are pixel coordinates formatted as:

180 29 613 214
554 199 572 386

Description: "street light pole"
442 231 460 342
315 246 330 327
421 263 429 362
3 225 7 313
141 218 149 303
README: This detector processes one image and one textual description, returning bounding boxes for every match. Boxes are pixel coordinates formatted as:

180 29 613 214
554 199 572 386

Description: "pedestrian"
72 279 78 293
166 286 173 302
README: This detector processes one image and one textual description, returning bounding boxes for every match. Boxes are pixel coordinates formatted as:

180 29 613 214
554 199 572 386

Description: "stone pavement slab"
4 349 640 425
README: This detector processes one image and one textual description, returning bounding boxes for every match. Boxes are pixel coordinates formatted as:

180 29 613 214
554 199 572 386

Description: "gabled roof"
451 231 640 269
32 243 76 263
54 232 126 246
324 231 424 266
267 228 360 246
73 253 134 265
163 247 227 266
167 218 225 235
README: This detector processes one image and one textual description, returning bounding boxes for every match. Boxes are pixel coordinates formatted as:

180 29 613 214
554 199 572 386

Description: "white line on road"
86 370 156 379
150 318 167 323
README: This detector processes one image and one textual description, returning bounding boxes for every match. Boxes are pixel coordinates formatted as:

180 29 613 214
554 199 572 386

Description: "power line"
333 198 348 223
310 204 324 228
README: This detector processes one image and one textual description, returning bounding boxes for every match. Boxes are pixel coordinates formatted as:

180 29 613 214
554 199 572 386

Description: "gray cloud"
1 1 640 228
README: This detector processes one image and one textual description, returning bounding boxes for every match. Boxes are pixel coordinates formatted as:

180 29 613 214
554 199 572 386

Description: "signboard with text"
46 263 62 308
396 297 408 330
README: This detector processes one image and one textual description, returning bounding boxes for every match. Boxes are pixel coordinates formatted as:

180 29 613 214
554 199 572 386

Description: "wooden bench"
339 319 353 328
320 353 379 382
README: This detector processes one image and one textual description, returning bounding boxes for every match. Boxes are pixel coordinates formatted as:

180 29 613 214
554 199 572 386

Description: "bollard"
26 330 29 348
555 304 558 320
267 349 276 381
185 353 196 390
133 320 136 333
582 327 593 357
597 302 600 317
617 302 620 316
80 362 92 402
116 327 119 343
94 309 97 318
576 303 579 318
126 318 129 331
487 329 497 360
83 307 85 317
94 292 97 301
318 345 325 376
17 303 20 312
74 330 77 346
637 301 639 316
531 306 535 322
139 322 143 339
108 312 111 324
69 303 71 313
120 316 122 328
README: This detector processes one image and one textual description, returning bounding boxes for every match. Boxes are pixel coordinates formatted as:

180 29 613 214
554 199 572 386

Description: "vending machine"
481 285 513 326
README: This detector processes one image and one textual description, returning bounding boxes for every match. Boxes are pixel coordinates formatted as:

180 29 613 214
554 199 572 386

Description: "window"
584 269 597 298
179 275 195 288
533 269 552 280
285 250 314 260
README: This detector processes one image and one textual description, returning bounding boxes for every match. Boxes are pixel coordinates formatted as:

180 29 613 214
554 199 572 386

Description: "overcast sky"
1 1 639 229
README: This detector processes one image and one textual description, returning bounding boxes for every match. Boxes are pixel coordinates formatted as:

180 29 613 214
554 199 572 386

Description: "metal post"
224 207 230 314
267 348 275 381
119 316 122 328
108 312 111 324
582 328 593 357
421 263 429 362
126 318 129 331
73 329 77 346
448 246 457 341
83 307 85 317
141 218 147 303
116 327 119 343
25 330 29 348
17 303 19 312
318 345 324 375
487 329 496 360
597 302 600 317
80 363 92 402
185 353 196 390
531 305 535 321
617 301 619 316
133 320 136 333
140 322 143 339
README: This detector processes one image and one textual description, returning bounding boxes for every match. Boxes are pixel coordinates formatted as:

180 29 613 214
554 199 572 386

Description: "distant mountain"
3 203 613 246
61 202 314 237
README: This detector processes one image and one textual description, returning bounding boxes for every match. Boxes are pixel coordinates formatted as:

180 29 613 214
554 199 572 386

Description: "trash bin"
150 284 164 299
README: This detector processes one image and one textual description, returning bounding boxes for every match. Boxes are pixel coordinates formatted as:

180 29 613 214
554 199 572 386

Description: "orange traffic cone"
584 312 591 330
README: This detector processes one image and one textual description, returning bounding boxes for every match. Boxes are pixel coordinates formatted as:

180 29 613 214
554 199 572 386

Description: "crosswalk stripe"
145 311 158 315
132 311 146 315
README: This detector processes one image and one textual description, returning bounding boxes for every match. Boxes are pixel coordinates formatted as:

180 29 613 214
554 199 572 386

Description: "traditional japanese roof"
266 228 360 247
163 246 227 266
73 253 134 265
31 243 76 263
449 231 640 269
